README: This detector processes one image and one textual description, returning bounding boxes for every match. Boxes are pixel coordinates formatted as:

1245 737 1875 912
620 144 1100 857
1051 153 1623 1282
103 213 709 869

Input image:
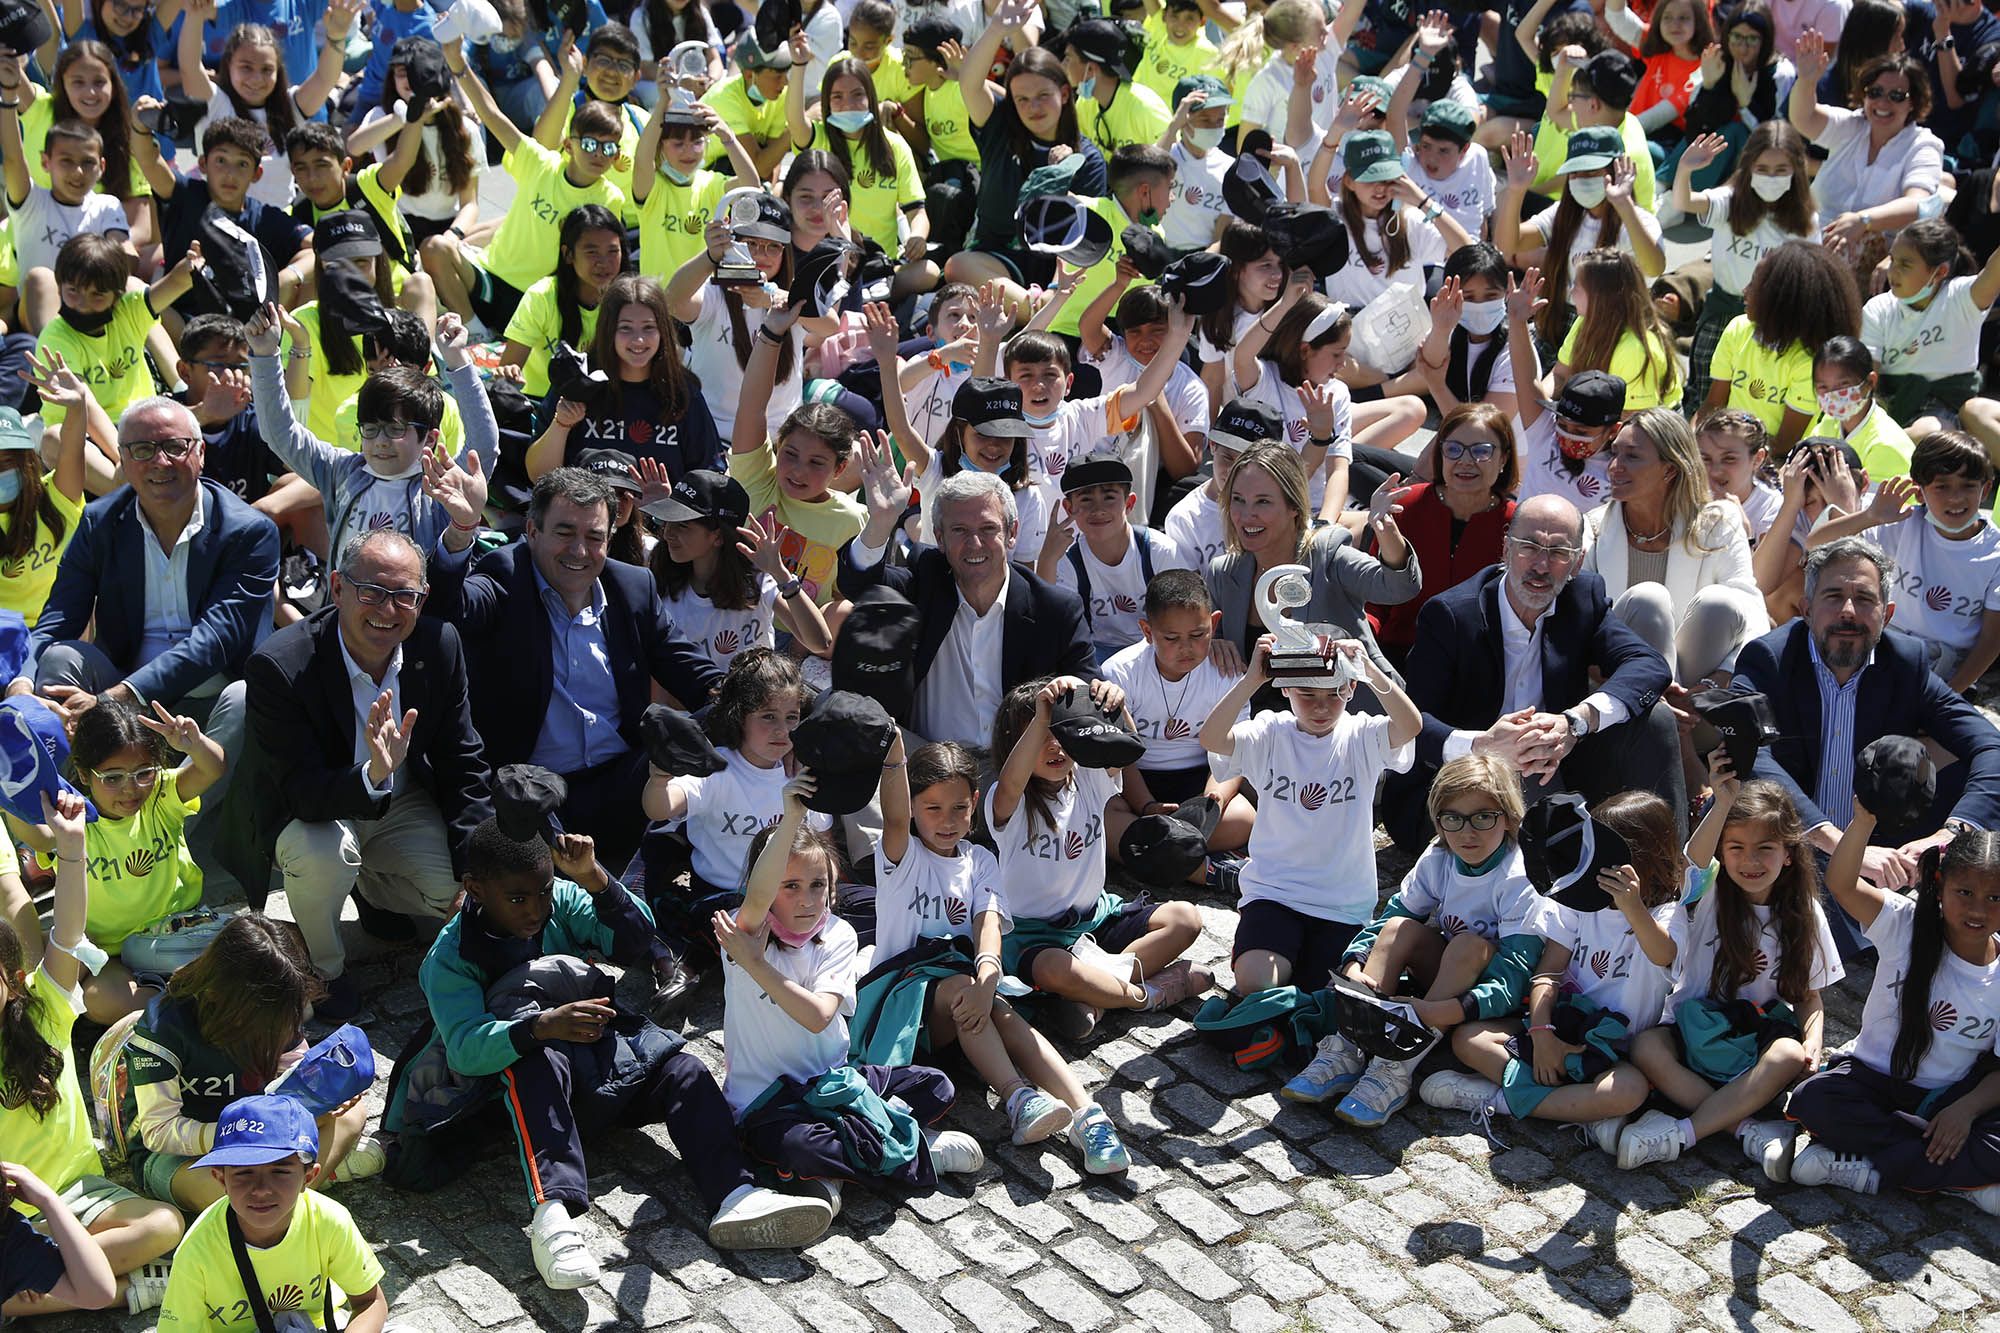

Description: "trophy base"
714 265 767 287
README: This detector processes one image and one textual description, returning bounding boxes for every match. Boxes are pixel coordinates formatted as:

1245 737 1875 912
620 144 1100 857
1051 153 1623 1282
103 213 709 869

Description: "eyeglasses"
575 136 619 157
192 359 248 372
1441 439 1497 463
1507 535 1581 565
1436 809 1504 831
589 56 638 76
344 580 427 611
1726 30 1763 45
105 0 154 18
90 765 161 790
357 421 418 443
121 436 197 462
1864 84 1910 103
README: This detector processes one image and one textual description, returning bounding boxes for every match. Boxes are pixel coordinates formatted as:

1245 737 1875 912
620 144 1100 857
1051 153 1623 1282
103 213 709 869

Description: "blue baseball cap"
195 1095 320 1168
0 695 96 831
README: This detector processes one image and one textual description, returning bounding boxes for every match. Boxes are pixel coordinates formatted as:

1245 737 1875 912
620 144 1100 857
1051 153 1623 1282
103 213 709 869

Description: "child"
532 27 651 207
280 211 428 446
632 89 759 280
1414 243 1532 422
724 775 985 1201
647 470 831 672
327 310 469 458
0 85 128 334
426 36 630 339
246 304 499 558
414 819 831 1289
1077 281 1211 516
1230 0 1358 163
500 203 623 404
1039 454 1195 662
1157 76 1233 252
988 675 1213 1043
870 736 1129 1169
2 791 180 1318
1392 95 1497 252
1044 145 1175 341
1696 408 1782 544
1779 805 2000 1208
1061 18 1171 162
32 232 199 449
282 119 437 322
1619 758 1841 1168
1195 223 1288 408
1230 286 1357 518
1861 219 2000 449
154 1093 414 1330
1421 791 1688 1154
346 37 484 248
1 350 91 627
1101 570 1255 883
1700 240 1861 455
668 193 803 446
1550 248 1680 414
171 315 269 509
1294 755 1541 1127
121 915 382 1213
1137 0 1223 118
786 49 931 293
0 1164 115 1319
1164 399 1275 569
1752 437 1873 622
1507 269 1626 512
1803 335 1914 484
1200 634 1420 1007
1612 0 1711 146
893 281 979 452
1805 432 2000 693
897 16 981 256
15 41 151 254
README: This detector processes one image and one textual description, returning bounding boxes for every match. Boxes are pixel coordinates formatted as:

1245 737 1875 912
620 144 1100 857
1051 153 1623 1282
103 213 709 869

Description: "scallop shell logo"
1927 585 1952 612
124 848 160 878
269 1284 306 1313
1047 452 1067 475
1113 594 1139 613
1576 474 1602 499
1063 831 1085 860
1163 718 1192 740
714 628 741 655
1751 948 1769 975
1298 782 1328 811
1589 948 1612 978
1441 913 1469 937
368 512 396 531
945 899 968 926
1930 999 1959 1031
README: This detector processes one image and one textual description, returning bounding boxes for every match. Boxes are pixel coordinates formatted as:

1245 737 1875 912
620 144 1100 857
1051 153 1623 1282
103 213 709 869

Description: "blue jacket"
1730 619 2000 833
1402 565 1670 770
22 479 279 703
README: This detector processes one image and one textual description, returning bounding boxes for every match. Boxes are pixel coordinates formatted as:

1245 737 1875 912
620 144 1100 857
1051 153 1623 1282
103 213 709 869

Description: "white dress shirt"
338 631 404 799
846 535 1014 746
1442 580 1628 760
135 497 206 685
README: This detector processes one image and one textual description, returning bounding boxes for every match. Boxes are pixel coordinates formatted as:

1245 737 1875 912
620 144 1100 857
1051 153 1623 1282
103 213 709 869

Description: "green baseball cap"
1348 75 1393 109
1557 125 1625 175
1419 99 1476 145
1173 72 1232 111
0 408 31 451
1343 129 1405 183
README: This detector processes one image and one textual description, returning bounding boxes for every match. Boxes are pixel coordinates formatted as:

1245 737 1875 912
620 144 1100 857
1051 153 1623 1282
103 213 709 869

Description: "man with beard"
1385 493 1680 851
1731 536 2000 957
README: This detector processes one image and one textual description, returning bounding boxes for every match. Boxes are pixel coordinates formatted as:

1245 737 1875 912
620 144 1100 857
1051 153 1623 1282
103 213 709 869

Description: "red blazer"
1371 483 1516 650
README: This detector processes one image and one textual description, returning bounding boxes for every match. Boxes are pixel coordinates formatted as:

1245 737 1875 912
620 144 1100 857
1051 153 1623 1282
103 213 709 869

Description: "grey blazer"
1206 529 1422 686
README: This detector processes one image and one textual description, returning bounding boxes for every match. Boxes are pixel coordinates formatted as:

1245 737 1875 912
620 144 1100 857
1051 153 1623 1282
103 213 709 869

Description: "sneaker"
1205 853 1247 895
1959 1183 2000 1216
1616 1110 1684 1169
707 1183 834 1250
1042 998 1101 1042
1142 960 1214 1011
1739 1118 1798 1184
925 1129 985 1175
1067 1104 1131 1174
1071 935 1141 985
1333 1056 1415 1128
1006 1087 1073 1145
314 972 363 1024
1418 1070 1500 1113
1582 1115 1627 1157
125 1261 171 1314
1283 1032 1367 1104
802 1177 843 1220
528 1200 601 1290
1789 1144 1880 1194
331 1134 388 1184
465 314 498 344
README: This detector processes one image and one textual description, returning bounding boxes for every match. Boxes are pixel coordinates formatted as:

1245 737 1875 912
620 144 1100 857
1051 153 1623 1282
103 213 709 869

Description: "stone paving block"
806 1234 890 1287
1306 1239 1407 1308
1159 1083 1249 1136
1225 1294 1290 1333
716 1285 808 1333
787 1288 876 1333
1234 1240 1325 1304
1069 1185 1161 1241
436 1264 527 1327
1489 1148 1555 1183
1257 1207 1335 1252
866 1281 958 1333
1139 1236 1242 1302
975 1183 1075 1242
1153 1134 1252 1186
1642 1208 1710 1247
597 1264 697 1327
1412 1260 1505 1320
869 1218 964 1283
1812 1253 1874 1294
1125 1289 1217 1333
1867 1291 1941 1333
1016 1267 1119 1331
1615 1291 1686 1333
1226 1180 1295 1216
642 1229 737 1292
1612 1232 1711 1296
903 1187 977 1223
1096 1086 1174 1140
1378 1301 1452 1333
1757 1272 1863 1333
1156 1185 1247 1243
1056 1235 1147 1295
1922 1234 2000 1290
1306 1292 1390 1333
939 1277 1040 1333
940 1211 1040 1277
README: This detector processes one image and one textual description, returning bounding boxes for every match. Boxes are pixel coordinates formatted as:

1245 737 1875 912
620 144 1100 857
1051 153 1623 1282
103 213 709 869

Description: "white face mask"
1459 298 1505 336
363 457 425 481
1188 125 1226 151
1567 175 1607 209
1927 507 1984 536
1749 172 1792 202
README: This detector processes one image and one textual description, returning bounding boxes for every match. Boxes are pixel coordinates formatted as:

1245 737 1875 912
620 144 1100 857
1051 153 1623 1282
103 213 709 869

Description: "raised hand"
326 0 364 38
364 690 417 786
171 239 206 281
1368 473 1407 534
1699 41 1726 84
41 791 88 864
1429 275 1464 332
559 30 583 80
973 279 1014 341
436 312 470 368
1679 132 1728 173
1707 745 1741 806
196 366 252 423
1503 128 1538 192
1866 474 1919 523
633 454 675 508
1506 266 1546 324
1040 503 1076 562
21 348 87 411
863 301 901 363
1416 9 1452 53
857 430 915 521
1794 28 1830 80
0 47 24 95
549 831 598 883
244 302 284 357
420 446 487 530
136 699 205 753
553 398 587 429
1604 155 1636 205
1331 86 1381 132
736 508 796 580
1301 377 1340 441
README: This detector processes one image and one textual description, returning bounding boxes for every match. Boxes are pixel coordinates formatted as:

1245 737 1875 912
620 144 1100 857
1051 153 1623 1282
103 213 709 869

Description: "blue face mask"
1023 408 1060 427
1077 76 1097 100
1900 274 1940 309
828 109 875 133
0 467 18 505
660 161 693 186
746 82 770 105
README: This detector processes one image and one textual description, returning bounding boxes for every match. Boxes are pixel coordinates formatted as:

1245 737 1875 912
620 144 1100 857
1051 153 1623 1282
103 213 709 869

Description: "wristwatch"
1562 707 1591 740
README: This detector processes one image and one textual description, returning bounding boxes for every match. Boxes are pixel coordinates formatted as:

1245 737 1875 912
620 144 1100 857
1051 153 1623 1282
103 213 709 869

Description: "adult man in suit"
1388 493 1681 851
837 439 1097 751
237 530 490 1020
1731 535 2000 955
424 465 724 872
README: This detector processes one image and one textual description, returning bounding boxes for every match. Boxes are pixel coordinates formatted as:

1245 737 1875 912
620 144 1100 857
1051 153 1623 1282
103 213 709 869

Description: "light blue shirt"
528 570 626 775
1809 634 1871 830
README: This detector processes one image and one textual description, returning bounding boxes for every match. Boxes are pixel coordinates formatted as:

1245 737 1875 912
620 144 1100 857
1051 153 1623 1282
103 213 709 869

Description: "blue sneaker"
1007 1087 1073 1145
1282 1032 1366 1103
1333 1057 1415 1128
1068 1104 1131 1174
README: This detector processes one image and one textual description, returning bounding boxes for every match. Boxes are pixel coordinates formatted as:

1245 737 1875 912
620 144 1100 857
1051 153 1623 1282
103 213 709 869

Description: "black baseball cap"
1579 50 1642 110
1520 793 1629 913
1061 451 1134 493
1160 250 1231 315
952 376 1034 437
1019 194 1115 270
1856 735 1938 834
641 469 751 525
1209 399 1283 452
1068 17 1137 79
576 448 641 493
314 210 382 263
791 691 899 815
1547 370 1626 428
492 764 567 844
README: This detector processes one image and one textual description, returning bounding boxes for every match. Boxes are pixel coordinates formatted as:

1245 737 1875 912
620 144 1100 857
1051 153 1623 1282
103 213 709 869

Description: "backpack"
1065 528 1158 630
1191 986 1341 1072
86 1010 147 1166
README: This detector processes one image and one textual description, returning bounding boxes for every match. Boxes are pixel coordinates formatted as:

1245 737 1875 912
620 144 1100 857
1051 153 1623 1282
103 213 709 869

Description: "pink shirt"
1766 0 1850 59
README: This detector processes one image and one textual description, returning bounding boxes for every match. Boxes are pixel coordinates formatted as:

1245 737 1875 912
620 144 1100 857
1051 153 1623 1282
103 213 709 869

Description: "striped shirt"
1808 636 1873 829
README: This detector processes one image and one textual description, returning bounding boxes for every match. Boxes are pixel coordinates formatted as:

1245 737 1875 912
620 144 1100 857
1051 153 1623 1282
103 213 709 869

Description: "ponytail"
0 926 63 1120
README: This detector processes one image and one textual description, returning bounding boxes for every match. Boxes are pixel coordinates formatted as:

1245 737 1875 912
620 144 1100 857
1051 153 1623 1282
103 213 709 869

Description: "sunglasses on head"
1864 84 1910 102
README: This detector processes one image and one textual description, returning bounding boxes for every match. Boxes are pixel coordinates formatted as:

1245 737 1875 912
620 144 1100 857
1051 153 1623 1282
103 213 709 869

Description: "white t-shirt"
1861 278 1987 381
1164 140 1232 251
1533 889 1690 1032
1393 844 1541 946
1403 143 1496 240
1852 891 2000 1089
1669 866 1843 1011
1810 105 1943 220
1875 512 2000 672
872 838 1009 961
1102 640 1244 770
669 747 830 889
1516 413 1612 511
686 284 804 443
1231 709 1414 922
985 763 1120 922
1194 308 1260 405
1520 200 1665 264
664 576 778 672
1239 47 1341 163
1075 338 1210 520
1699 186 1820 297
357 106 486 221
1164 484 1226 568
720 914 860 1114
1320 203 1446 313
1243 361 1353 513
1741 480 1784 541
1056 527 1193 654
903 362 971 451
9 186 128 275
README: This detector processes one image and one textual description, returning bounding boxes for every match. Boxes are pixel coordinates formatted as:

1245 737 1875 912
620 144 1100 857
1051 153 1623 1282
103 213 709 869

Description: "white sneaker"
1070 935 1141 985
1959 1183 2000 1215
1616 1110 1684 1169
1582 1115 1627 1157
1789 1144 1880 1194
125 1260 171 1314
707 1183 834 1250
1282 1032 1368 1104
1333 1056 1416 1128
1739 1118 1799 1183
528 1200 601 1290
1418 1070 1499 1113
331 1134 388 1184
925 1129 985 1175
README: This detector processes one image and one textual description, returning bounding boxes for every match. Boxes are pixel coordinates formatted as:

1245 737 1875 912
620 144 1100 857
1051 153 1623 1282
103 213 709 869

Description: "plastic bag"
1349 280 1432 374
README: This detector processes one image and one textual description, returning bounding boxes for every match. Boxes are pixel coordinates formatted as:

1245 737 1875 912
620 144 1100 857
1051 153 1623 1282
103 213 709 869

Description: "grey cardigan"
1206 528 1422 686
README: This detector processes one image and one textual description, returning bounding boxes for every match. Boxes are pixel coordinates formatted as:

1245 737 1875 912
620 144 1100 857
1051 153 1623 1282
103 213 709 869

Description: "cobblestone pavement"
48 847 2000 1333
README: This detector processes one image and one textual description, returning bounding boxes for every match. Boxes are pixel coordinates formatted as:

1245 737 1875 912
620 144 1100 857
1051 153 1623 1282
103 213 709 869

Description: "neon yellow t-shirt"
480 139 629 295
554 100 647 226
1530 111 1657 211
36 289 158 428
293 163 414 278
1710 316 1816 434
1078 79 1171 157
726 441 864 605
291 304 366 446
638 166 729 282
702 75 789 161
917 77 978 165
1558 322 1679 412
1805 400 1916 484
1135 17 1221 109
156 1190 385 1332
0 474 83 627
41 768 202 953
23 93 150 199
0 968 102 1203
1050 196 1152 340
807 123 922 247
502 275 602 401
835 48 915 107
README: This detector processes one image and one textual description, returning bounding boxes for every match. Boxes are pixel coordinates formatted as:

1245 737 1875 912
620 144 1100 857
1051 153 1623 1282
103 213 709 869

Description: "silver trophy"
1254 564 1361 689
715 192 768 288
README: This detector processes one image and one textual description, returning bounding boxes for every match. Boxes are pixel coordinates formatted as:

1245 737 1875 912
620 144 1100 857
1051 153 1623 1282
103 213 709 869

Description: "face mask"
363 455 425 482
0 468 19 505
60 301 115 335
1750 172 1792 201
828 109 875 133
1459 298 1505 336
1023 407 1060 427
1555 426 1601 461
1900 275 1940 309
1928 506 1984 536
1816 382 1870 420
660 161 693 186
746 83 769 105
767 909 828 948
1137 206 1161 227
1078 76 1097 100
1188 125 1226 151
1566 175 1607 209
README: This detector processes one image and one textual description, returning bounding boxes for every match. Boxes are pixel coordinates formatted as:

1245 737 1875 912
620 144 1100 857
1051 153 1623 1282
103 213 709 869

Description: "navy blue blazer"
1731 619 2000 832
835 541 1096 723
24 478 279 702
424 539 725 769
1403 566 1671 770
